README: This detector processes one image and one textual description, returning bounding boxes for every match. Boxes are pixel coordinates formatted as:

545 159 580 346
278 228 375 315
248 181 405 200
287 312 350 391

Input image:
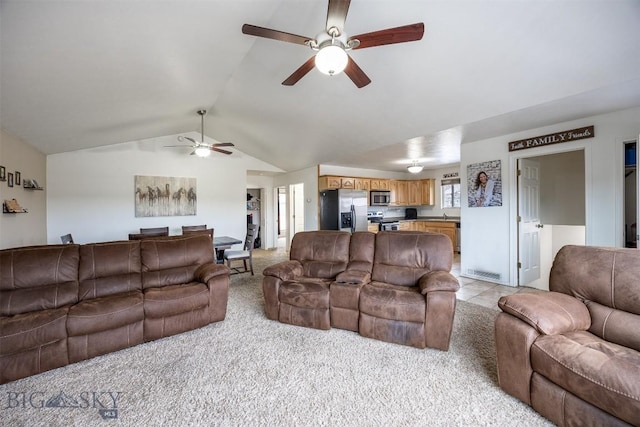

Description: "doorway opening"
517 149 586 290
624 141 637 248
277 186 287 251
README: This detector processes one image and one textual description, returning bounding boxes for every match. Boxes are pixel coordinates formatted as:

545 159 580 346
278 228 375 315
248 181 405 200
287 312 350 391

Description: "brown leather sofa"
0 234 229 384
495 245 640 426
263 230 459 350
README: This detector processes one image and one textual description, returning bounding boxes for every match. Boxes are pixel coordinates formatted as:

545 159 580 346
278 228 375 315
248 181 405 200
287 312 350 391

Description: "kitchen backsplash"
367 205 460 218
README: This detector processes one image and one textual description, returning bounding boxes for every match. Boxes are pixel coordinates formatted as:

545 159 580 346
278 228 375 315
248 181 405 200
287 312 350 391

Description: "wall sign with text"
508 126 594 152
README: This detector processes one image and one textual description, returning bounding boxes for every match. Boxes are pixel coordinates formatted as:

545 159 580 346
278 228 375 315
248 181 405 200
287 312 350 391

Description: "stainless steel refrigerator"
319 189 368 232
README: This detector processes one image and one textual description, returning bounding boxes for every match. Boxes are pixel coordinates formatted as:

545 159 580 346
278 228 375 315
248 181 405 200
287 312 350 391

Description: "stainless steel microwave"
370 190 391 206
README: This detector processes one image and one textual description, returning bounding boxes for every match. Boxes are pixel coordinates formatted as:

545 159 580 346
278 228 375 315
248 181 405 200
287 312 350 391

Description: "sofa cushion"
67 291 144 336
587 301 640 353
346 231 375 273
79 240 142 301
143 282 209 318
141 235 215 289
279 280 330 309
372 231 452 287
0 245 79 315
360 282 425 323
290 231 351 279
0 307 69 354
531 331 640 426
550 245 640 352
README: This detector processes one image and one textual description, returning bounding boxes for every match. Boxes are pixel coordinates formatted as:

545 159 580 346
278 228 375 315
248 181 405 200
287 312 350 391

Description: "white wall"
461 106 640 286
47 134 282 245
536 150 585 225
0 130 47 248
273 165 319 232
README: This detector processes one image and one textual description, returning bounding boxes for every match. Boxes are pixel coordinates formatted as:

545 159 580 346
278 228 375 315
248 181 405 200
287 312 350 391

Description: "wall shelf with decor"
3 199 28 213
23 179 44 190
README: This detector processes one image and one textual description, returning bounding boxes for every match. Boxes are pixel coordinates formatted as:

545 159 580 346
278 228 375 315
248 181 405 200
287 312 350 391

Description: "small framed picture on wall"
0 166 5 181
15 171 21 186
7 172 14 188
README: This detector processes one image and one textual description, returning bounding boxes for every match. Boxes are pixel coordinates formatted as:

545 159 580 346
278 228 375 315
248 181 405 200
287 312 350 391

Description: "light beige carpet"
0 250 551 426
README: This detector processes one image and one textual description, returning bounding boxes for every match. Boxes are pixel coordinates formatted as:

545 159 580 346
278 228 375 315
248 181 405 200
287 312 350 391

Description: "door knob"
536 224 544 228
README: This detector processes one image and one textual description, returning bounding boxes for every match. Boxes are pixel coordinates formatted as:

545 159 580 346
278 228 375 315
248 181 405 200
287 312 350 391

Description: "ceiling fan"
242 0 424 88
166 110 234 157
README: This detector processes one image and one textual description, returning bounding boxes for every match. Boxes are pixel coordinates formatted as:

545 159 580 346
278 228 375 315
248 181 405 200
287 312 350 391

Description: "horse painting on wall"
135 175 196 217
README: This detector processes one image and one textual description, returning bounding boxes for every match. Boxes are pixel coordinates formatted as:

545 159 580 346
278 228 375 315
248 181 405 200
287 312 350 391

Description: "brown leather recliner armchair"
495 245 640 426
263 230 352 330
359 231 459 350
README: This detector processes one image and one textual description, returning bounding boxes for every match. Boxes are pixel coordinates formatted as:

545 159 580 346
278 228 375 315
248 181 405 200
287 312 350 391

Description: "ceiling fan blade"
282 56 316 86
242 24 311 46
212 142 234 147
326 0 350 35
344 56 371 88
164 144 195 148
211 147 233 155
351 23 424 50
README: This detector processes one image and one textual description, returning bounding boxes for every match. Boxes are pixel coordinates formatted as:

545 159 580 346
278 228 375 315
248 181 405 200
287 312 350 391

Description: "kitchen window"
441 178 461 208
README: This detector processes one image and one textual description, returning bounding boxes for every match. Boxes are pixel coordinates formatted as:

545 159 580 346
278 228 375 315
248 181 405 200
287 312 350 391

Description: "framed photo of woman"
467 160 502 208
7 172 13 188
15 171 21 186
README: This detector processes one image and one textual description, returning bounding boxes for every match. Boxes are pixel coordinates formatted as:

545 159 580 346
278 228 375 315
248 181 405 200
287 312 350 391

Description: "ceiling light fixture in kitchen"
407 161 424 174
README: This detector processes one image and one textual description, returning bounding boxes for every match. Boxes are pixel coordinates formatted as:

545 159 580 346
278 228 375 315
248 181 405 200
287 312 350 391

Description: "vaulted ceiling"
2 0 639 173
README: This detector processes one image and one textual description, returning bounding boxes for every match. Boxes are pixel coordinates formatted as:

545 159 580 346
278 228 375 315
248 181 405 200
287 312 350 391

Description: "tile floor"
450 253 546 311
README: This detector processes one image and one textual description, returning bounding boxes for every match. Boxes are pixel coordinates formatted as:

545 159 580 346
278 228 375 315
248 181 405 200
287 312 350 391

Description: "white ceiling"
2 0 640 173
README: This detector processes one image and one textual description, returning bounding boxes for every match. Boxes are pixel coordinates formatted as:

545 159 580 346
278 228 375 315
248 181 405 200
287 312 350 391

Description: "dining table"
213 236 243 264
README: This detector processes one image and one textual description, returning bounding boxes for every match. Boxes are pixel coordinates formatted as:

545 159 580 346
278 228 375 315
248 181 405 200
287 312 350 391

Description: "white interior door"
519 158 541 285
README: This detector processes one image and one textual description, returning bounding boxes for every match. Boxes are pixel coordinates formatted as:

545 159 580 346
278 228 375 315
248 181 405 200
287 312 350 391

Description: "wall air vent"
466 269 502 281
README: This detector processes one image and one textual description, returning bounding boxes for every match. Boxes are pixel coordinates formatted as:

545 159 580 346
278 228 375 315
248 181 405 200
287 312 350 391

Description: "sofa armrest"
419 271 460 294
498 291 591 335
335 270 371 285
195 263 230 283
263 260 303 281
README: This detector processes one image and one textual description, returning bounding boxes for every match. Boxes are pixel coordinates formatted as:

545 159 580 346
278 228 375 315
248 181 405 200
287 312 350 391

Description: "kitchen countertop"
383 216 461 223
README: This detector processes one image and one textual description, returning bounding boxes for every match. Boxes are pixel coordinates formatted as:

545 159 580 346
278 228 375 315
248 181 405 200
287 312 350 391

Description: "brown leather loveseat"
0 234 229 384
263 230 459 350
495 245 640 426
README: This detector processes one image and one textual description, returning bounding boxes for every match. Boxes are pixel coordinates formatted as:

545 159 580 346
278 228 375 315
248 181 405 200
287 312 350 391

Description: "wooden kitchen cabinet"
420 221 456 251
420 179 435 205
340 177 356 189
398 221 412 231
389 180 408 206
318 176 342 190
355 178 370 191
407 180 422 206
369 179 390 190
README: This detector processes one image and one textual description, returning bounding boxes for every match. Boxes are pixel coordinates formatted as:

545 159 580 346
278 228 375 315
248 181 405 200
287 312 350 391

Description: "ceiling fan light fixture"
407 162 424 174
315 42 348 76
194 146 211 157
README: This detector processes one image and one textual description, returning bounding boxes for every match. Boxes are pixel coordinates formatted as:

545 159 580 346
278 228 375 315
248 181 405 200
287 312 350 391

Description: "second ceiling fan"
167 110 234 157
242 0 424 88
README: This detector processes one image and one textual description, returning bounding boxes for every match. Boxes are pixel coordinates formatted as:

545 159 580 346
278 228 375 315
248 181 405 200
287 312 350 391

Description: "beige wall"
0 129 47 248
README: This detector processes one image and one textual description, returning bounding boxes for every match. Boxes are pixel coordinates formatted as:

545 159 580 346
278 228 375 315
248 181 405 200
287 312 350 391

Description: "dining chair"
140 227 169 236
60 233 74 244
224 224 259 275
182 224 207 233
